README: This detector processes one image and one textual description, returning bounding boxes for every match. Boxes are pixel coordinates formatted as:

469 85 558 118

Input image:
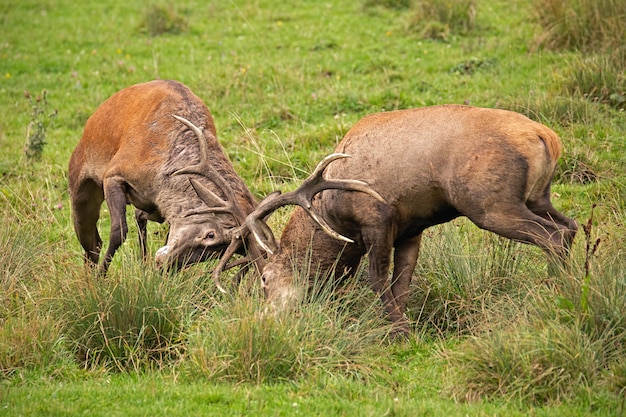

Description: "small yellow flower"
116 48 122 54
5 73 10 79
385 31 392 36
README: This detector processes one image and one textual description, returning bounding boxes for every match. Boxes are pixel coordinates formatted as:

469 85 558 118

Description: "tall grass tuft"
0 220 72 378
0 312 70 378
444 320 606 403
185 272 390 384
409 220 539 336
57 261 207 372
139 4 188 37
443 208 626 404
561 50 626 110
533 0 626 52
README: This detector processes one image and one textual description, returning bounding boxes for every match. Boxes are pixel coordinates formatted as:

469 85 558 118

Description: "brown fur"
261 105 578 335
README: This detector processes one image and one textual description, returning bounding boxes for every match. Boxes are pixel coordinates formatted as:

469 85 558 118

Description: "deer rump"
257 105 577 335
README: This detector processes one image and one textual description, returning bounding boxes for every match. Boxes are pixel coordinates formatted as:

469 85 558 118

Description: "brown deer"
68 80 380 290
68 80 263 283
213 105 578 335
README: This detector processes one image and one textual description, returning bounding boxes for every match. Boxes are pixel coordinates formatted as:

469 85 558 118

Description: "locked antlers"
172 114 386 291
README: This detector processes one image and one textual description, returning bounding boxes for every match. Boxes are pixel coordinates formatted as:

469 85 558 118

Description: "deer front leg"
391 234 422 317
363 227 410 337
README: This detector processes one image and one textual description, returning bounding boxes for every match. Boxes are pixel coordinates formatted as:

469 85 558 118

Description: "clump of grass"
443 208 626 404
139 4 188 37
533 0 626 52
410 220 539 336
549 207 626 342
0 312 70 378
444 320 605 403
185 273 389 384
502 92 600 126
23 89 57 160
363 0 411 9
407 0 477 40
58 261 207 372
449 57 496 76
0 219 76 379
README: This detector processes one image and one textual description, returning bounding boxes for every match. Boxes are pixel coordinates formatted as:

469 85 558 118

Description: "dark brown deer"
68 80 263 285
215 105 578 335
68 80 380 290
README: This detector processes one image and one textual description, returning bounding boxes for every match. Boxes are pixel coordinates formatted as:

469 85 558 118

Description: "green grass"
1 0 626 415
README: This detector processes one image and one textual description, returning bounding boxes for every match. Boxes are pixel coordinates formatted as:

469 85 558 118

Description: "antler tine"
282 153 385 207
171 114 247 223
210 236 243 293
246 153 387 253
209 223 268 292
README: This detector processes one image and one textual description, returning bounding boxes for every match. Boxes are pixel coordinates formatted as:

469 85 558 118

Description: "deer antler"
172 114 254 293
172 114 386 290
246 153 386 254
209 152 385 285
171 115 249 223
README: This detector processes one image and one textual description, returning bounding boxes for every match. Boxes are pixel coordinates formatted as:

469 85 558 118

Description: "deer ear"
189 178 227 208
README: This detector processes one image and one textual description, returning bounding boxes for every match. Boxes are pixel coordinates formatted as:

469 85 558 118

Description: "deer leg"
526 191 578 253
71 179 104 265
101 178 129 274
134 208 149 261
362 227 409 336
469 204 573 267
391 234 422 316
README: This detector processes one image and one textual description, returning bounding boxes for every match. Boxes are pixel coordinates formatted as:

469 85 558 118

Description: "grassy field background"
1 0 625 415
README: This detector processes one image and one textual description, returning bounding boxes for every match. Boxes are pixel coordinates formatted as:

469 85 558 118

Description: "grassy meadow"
1 0 626 415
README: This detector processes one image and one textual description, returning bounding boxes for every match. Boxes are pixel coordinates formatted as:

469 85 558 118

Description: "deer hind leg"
526 190 578 254
391 234 422 318
101 177 130 274
71 179 104 266
469 203 574 267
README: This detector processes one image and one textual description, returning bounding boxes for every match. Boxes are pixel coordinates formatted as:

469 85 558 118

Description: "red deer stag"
68 80 262 283
213 105 578 335
68 79 381 290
